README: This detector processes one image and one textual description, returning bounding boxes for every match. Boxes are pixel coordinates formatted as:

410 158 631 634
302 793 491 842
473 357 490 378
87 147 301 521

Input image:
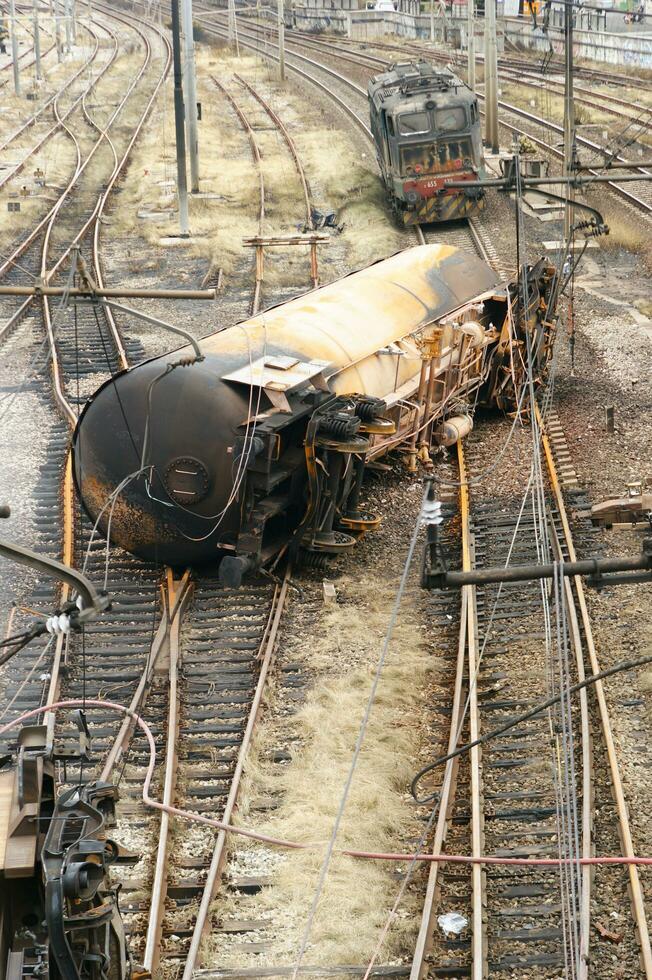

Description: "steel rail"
409 587 469 979
14 2 175 730
0 25 121 283
89 4 172 371
234 72 319 286
202 18 446 259
0 18 56 80
494 64 652 126
181 570 291 980
41 454 75 747
410 425 600 977
40 98 85 425
143 570 194 975
457 441 485 980
50 9 170 371
289 27 652 128
538 405 652 976
1 7 170 351
491 98 652 213
0 20 117 193
0 0 168 282
194 14 372 140
212 76 266 315
466 218 494 267
0 19 101 158
548 516 592 978
297 28 648 92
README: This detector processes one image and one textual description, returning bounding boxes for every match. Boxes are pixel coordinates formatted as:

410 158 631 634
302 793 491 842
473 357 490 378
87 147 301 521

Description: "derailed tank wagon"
368 61 486 225
73 245 557 585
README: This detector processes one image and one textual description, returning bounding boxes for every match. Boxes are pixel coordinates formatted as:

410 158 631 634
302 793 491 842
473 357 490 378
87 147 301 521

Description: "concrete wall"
293 6 463 44
503 17 652 67
292 3 652 67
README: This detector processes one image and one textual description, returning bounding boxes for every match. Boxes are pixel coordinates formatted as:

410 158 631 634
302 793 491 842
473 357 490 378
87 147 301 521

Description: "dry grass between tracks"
293 127 406 268
500 83 612 127
204 573 433 970
594 199 652 272
107 42 406 285
0 132 78 243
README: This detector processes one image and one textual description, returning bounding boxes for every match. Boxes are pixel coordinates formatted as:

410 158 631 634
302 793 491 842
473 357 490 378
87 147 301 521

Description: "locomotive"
72 245 557 585
368 61 486 225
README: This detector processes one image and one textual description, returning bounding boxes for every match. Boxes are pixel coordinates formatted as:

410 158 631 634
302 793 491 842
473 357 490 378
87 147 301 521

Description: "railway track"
1 11 295 980
409 403 652 978
0 3 58 89
0 0 177 898
285 28 652 217
211 71 317 316
1 45 98 170
3 6 651 980
189 8 492 270
0 0 171 743
0 5 172 339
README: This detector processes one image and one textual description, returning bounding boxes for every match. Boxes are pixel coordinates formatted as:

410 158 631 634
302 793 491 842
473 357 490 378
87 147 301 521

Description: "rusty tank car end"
72 245 558 585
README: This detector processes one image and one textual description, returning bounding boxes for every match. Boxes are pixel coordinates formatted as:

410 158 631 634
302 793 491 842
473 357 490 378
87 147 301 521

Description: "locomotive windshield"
398 111 430 135
396 104 468 138
435 106 467 132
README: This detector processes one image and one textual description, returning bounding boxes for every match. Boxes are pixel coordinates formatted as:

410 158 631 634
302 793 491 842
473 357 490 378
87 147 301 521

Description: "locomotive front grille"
401 136 474 177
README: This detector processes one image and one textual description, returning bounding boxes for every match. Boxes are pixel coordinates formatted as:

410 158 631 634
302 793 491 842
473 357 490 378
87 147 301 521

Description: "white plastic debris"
438 912 468 936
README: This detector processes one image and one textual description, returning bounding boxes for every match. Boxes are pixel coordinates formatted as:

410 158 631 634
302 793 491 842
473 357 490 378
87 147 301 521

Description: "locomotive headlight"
406 189 420 204
414 164 423 174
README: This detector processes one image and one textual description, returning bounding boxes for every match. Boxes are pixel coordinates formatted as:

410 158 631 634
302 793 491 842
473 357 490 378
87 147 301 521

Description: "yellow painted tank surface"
72 245 500 564
200 244 498 395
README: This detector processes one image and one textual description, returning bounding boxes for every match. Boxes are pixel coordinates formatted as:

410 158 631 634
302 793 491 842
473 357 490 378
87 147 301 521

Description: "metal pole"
467 0 475 92
171 0 190 236
430 0 434 42
278 0 285 80
227 0 235 45
484 0 499 152
71 0 76 41
33 0 42 80
563 0 575 240
9 0 21 96
53 0 63 60
181 0 200 193
64 0 72 52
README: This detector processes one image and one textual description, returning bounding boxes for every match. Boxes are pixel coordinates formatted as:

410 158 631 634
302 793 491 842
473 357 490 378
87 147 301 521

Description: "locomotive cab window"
398 110 430 135
435 106 467 132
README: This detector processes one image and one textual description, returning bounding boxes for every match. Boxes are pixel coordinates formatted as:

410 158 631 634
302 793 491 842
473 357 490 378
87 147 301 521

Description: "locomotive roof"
367 60 472 111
